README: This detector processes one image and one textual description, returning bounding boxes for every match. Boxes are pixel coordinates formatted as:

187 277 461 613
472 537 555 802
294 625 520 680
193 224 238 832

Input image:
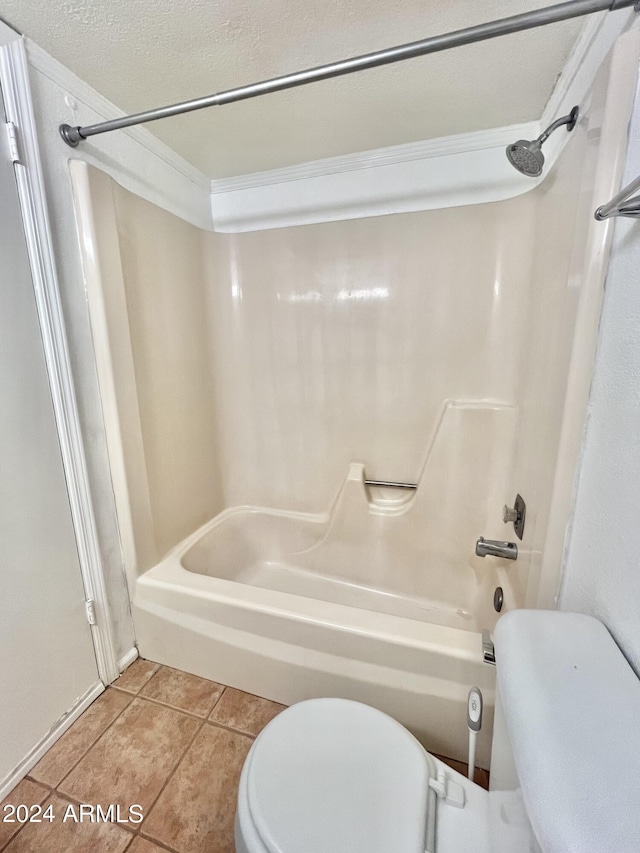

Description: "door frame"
0 33 119 684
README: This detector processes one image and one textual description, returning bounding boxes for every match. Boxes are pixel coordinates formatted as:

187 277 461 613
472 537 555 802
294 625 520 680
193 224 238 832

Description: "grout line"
51 705 207 849
135 713 209 845
111 660 162 696
0 786 136 853
49 688 224 797
133 664 165 694
205 717 259 741
136 830 182 853
128 834 180 853
0 792 44 853
138 830 184 853
208 685 226 713
110 685 142 697
50 688 135 790
0 777 56 851
37 787 136 834
124 692 224 722
24 776 54 791
50 787 129 816
7 675 270 852
117 663 229 720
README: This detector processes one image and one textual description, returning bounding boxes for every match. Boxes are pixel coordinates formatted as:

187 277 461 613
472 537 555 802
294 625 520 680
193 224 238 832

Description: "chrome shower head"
506 138 545 177
506 106 579 177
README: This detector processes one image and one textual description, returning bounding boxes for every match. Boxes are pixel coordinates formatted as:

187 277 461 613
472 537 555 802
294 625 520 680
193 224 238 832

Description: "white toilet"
235 610 640 852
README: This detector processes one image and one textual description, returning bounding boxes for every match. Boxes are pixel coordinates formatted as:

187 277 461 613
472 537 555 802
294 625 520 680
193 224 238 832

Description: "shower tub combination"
135 479 503 764
70 34 636 769
136 440 516 766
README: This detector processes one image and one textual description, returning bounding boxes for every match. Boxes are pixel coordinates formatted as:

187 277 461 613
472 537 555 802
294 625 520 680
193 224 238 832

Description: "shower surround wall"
204 208 531 513
112 190 224 558
200 201 544 633
69 43 631 763
88 171 545 609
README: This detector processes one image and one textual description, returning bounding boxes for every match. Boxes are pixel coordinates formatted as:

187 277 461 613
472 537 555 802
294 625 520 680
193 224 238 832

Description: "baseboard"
117 646 139 674
0 680 104 800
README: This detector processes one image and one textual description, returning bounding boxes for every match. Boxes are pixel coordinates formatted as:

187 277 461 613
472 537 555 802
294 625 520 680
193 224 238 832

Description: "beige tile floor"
1 658 488 852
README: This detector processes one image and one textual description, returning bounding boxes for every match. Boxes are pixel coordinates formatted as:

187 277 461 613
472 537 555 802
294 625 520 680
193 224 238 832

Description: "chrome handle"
364 479 417 490
482 629 495 665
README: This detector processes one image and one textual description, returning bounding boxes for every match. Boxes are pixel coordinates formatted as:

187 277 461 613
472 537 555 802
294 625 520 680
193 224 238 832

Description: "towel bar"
364 479 418 490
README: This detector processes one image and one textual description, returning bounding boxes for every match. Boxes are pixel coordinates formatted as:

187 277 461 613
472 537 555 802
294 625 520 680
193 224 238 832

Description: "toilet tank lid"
494 610 640 853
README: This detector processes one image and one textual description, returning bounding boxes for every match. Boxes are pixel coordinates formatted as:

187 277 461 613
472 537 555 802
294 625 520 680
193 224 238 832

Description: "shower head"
506 106 579 177
506 138 545 177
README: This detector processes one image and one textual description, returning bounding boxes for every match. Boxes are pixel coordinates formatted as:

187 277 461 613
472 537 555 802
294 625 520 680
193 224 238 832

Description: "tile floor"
1 658 488 852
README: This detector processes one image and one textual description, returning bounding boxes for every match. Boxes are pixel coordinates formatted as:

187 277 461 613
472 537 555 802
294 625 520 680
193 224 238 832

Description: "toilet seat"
238 698 436 853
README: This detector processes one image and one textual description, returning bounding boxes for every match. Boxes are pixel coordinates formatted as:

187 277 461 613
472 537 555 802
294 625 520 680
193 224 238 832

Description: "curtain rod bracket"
595 174 640 220
59 124 84 147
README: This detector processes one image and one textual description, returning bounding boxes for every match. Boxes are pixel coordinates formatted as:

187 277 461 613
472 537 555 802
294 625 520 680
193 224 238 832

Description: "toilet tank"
491 610 640 853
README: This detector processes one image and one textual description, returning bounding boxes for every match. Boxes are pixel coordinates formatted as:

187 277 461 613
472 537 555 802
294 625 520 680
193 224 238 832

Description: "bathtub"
134 495 498 767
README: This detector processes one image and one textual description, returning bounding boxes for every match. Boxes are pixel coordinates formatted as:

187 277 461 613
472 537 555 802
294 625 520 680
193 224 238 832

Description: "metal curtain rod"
59 0 637 147
595 173 640 219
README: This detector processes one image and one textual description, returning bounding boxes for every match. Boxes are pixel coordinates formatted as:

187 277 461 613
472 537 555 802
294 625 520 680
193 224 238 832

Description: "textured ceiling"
1 1 585 178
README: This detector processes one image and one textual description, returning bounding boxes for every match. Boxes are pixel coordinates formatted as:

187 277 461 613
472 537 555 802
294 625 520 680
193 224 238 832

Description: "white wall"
559 66 640 675
0 56 100 793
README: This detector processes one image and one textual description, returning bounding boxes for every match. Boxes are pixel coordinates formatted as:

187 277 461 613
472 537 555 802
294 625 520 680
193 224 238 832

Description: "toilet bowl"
235 697 493 853
235 610 640 853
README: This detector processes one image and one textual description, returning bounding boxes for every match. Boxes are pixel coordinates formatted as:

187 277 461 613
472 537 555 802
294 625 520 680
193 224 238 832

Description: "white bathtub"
134 502 497 767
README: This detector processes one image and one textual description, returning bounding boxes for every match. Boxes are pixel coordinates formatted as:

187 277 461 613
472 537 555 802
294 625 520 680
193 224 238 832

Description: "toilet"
235 610 640 852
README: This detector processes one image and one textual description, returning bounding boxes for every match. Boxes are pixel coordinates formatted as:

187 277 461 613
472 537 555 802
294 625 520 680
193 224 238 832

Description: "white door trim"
0 35 120 684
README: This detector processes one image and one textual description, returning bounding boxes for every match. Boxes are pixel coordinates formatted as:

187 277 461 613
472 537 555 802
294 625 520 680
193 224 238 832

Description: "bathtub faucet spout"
475 537 518 560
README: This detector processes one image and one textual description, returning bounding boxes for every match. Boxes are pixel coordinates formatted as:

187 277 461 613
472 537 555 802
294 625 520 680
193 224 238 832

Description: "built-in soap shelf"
363 474 419 510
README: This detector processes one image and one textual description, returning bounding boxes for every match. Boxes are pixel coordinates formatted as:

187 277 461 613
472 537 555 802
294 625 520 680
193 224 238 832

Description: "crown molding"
18 3 637 234
210 6 636 232
210 122 540 194
210 122 546 232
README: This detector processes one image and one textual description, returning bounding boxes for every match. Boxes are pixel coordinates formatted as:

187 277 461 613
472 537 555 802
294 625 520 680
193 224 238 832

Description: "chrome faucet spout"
475 537 518 560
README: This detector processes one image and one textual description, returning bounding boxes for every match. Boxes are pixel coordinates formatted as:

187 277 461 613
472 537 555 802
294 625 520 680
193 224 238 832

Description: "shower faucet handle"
503 493 526 540
503 505 518 524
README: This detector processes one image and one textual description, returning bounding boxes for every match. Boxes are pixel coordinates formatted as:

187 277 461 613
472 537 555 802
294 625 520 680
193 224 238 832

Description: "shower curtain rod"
595 173 640 218
59 0 637 148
